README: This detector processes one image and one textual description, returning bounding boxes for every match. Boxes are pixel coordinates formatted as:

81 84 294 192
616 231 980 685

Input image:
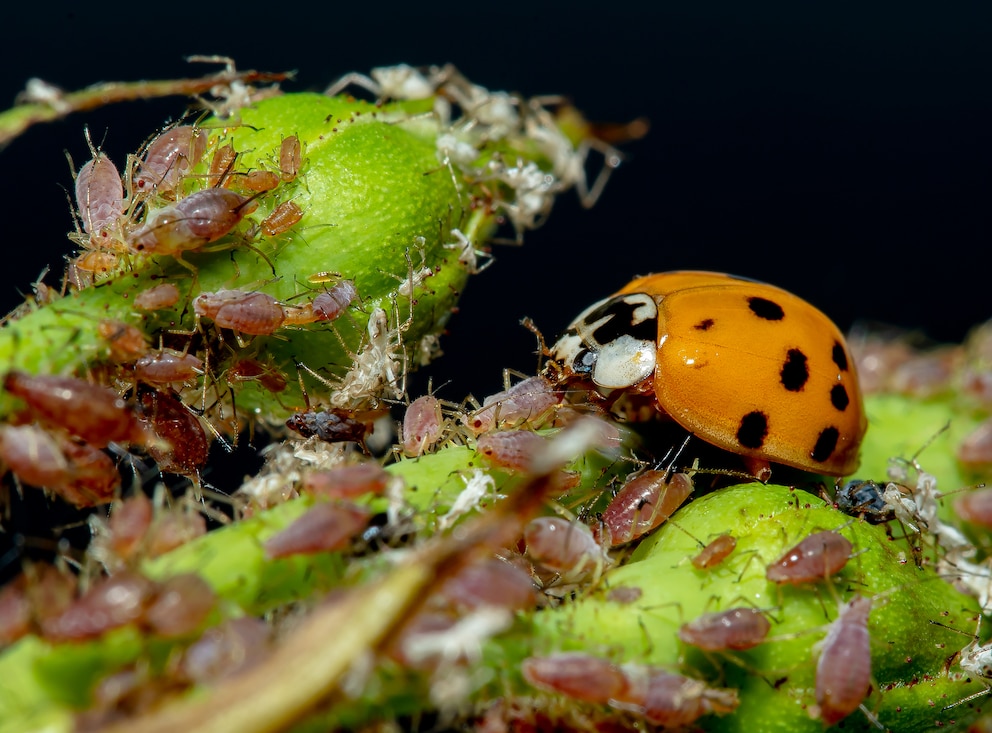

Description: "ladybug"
544 271 867 477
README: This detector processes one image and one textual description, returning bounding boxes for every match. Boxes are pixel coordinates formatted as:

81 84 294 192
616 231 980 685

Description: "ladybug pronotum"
545 271 867 476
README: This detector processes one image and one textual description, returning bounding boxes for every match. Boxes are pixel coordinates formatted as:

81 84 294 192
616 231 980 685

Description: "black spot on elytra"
832 342 849 372
748 296 784 321
694 318 715 331
811 426 840 462
584 297 656 345
830 384 849 411
736 411 769 449
780 349 809 391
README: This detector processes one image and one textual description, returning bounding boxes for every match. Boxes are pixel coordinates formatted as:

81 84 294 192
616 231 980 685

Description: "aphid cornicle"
545 271 867 477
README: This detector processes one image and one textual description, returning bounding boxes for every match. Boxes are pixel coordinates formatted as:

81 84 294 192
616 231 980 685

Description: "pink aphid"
312 280 357 321
522 652 630 704
402 394 444 457
601 471 693 546
279 135 302 182
476 429 548 472
194 289 286 335
142 573 216 638
524 516 611 584
98 320 149 363
133 350 204 385
0 575 32 645
955 486 992 530
75 150 124 246
677 607 771 651
134 125 207 194
302 462 391 499
41 571 156 641
637 669 740 728
691 534 738 570
439 557 537 613
260 200 303 237
56 437 122 507
263 502 373 559
129 188 254 255
464 376 560 435
814 595 873 726
106 493 154 562
225 358 288 393
179 616 272 683
958 418 992 471
3 370 149 449
134 283 181 311
765 530 853 585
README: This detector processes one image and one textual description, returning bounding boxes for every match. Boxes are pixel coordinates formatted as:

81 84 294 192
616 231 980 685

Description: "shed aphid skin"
928 615 992 710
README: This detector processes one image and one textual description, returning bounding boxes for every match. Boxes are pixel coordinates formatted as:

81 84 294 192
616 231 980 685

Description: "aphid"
242 169 280 193
225 358 288 393
600 470 693 547
260 200 303 237
691 534 738 570
193 289 286 336
105 492 154 562
813 595 873 726
311 280 357 321
521 652 630 703
439 557 537 613
98 320 149 363
56 436 122 506
178 616 272 683
133 283 181 311
302 462 391 499
74 135 125 249
958 418 992 471
955 486 992 530
834 479 896 524
133 349 204 385
636 669 740 727
3 370 149 448
73 250 121 275
463 375 560 435
475 429 548 473
523 516 612 585
133 124 207 195
544 271 867 477
285 408 378 446
279 135 302 182
41 570 156 642
765 530 853 585
129 188 255 255
142 573 216 638
0 574 32 645
207 143 237 187
677 607 771 651
263 501 373 559
401 394 444 457
136 390 210 476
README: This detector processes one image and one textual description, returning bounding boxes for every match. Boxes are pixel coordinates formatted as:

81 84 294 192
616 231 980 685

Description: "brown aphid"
3 370 149 448
75 144 125 248
243 169 280 193
98 320 149 363
263 501 373 559
958 418 992 471
311 279 357 321
134 283 181 311
225 358 288 393
41 570 156 641
765 530 853 585
136 390 210 476
106 493 154 562
129 188 255 255
302 462 391 499
285 408 377 446
142 573 216 638
638 670 740 727
260 200 303 236
133 125 207 194
691 534 738 570
463 375 560 435
522 652 630 704
523 516 611 584
56 437 121 506
144 506 207 558
133 350 204 385
193 289 286 336
207 143 237 187
178 616 272 683
955 486 992 529
279 135 302 182
601 471 693 546
475 429 548 472
73 250 121 275
677 607 771 651
814 595 873 726
401 394 444 457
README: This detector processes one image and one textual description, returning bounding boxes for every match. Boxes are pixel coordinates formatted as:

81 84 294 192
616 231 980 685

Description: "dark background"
1 5 990 404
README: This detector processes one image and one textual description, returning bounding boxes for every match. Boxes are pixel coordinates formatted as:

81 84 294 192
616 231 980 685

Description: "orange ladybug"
545 271 866 476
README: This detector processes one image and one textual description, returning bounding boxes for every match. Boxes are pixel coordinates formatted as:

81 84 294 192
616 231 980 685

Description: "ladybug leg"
742 457 772 484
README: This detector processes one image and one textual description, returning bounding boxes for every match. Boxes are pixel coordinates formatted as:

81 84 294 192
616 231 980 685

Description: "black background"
1 4 990 404
0 5 989 568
